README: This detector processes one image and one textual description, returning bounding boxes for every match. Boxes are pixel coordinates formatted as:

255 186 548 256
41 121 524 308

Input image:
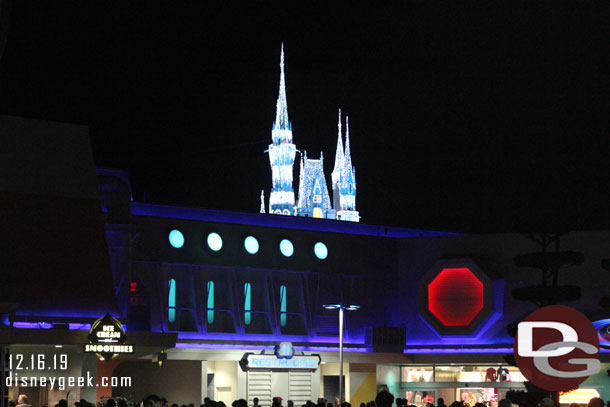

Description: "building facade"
3 117 610 407
102 181 610 406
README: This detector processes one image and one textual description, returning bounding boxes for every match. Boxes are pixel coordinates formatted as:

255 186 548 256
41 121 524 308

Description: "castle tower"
260 190 266 214
267 44 297 215
297 154 305 209
337 116 359 222
331 109 344 211
296 151 335 219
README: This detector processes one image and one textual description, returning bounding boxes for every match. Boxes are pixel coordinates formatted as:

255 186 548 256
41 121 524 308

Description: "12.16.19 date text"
8 354 68 371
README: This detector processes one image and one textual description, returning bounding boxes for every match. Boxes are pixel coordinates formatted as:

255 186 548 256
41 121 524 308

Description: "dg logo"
514 305 600 392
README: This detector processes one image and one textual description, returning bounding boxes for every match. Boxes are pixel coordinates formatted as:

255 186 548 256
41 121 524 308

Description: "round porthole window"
207 232 223 252
244 236 259 254
168 230 184 248
314 242 328 260
280 239 294 257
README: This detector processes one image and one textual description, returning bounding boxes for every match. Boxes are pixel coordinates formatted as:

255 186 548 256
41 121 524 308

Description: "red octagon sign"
428 267 484 326
418 259 493 335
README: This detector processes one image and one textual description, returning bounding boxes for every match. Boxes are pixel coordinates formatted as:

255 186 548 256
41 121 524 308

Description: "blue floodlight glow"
279 239 294 257
174 342 371 353
207 232 223 252
133 202 458 238
314 242 328 259
244 236 259 254
13 322 53 329
168 230 184 248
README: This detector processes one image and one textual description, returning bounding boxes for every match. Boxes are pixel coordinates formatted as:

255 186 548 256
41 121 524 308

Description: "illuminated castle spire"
331 109 344 210
297 154 305 209
262 44 360 222
274 43 289 132
267 43 297 215
337 116 359 222
260 190 266 214
343 116 352 178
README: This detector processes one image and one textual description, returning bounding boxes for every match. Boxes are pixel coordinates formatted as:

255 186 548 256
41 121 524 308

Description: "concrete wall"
208 361 238 404
236 364 246 401
349 364 376 407
201 361 209 403
113 360 201 405
320 363 350 402
376 365 400 402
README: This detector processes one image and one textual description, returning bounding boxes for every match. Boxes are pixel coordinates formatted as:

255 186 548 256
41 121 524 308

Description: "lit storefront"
397 365 526 407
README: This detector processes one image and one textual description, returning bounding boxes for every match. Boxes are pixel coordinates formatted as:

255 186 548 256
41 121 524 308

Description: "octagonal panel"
428 267 484 326
418 259 494 336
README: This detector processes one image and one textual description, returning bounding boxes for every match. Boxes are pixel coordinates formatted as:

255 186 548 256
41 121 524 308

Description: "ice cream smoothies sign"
83 313 134 362
239 342 321 371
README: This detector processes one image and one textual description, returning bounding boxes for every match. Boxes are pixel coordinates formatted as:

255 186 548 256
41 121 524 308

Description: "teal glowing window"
207 232 223 252
244 236 259 254
168 230 184 248
244 282 251 325
280 285 287 327
207 281 214 324
314 242 328 260
168 278 176 323
279 239 294 257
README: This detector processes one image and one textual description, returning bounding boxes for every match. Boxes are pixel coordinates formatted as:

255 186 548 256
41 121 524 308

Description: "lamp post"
323 304 360 405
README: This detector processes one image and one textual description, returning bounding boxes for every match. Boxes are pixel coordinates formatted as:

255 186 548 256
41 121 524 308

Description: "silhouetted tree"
505 233 585 406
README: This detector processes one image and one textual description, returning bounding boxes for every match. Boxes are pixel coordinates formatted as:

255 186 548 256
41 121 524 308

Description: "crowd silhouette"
9 391 610 407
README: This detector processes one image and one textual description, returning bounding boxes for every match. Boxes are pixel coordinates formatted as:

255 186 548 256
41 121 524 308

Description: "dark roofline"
131 202 460 237
96 167 133 197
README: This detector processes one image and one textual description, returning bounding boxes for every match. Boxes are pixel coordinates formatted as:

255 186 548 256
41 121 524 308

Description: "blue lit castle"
297 150 334 220
332 112 358 222
263 45 360 222
267 44 297 216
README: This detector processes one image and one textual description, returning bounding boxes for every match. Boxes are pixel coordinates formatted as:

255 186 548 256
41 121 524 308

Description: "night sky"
2 1 610 233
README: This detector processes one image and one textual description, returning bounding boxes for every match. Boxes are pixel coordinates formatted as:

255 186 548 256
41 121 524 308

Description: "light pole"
323 304 360 405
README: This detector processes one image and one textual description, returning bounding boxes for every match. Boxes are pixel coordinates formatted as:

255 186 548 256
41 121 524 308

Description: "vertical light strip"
244 282 251 325
207 281 215 324
168 278 176 323
280 285 287 327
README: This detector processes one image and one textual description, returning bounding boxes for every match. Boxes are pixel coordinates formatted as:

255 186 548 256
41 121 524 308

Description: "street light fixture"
322 303 360 404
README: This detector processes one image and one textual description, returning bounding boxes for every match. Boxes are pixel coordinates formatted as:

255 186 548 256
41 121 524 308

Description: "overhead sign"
84 313 134 362
239 348 320 372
